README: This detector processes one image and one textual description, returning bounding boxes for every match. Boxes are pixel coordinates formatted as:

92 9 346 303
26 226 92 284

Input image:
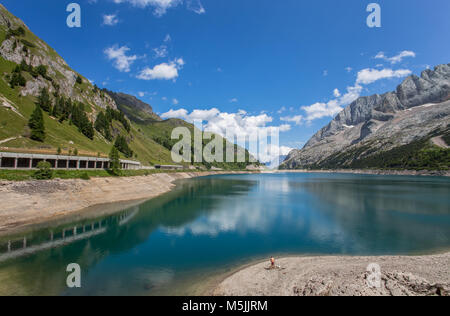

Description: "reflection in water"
0 173 449 296
294 176 450 254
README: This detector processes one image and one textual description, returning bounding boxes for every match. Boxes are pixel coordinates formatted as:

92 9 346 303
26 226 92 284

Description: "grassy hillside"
0 8 178 165
0 5 257 169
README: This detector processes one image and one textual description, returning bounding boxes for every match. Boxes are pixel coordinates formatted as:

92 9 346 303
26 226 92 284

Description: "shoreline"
276 169 450 177
0 171 254 236
213 252 450 296
1 169 448 236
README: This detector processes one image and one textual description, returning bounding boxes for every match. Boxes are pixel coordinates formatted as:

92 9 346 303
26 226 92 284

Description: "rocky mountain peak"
282 63 450 170
0 4 117 111
303 64 450 149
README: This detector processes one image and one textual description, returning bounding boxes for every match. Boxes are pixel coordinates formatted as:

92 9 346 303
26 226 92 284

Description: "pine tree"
9 65 26 88
28 105 45 142
59 98 72 122
95 111 106 131
9 72 26 88
95 111 112 141
19 60 32 72
105 107 130 133
71 103 94 140
52 96 64 118
36 87 51 112
81 119 94 140
35 65 47 78
114 135 133 158
109 146 121 175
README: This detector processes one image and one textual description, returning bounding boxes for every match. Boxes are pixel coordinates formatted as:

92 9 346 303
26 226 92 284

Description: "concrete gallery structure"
0 152 141 170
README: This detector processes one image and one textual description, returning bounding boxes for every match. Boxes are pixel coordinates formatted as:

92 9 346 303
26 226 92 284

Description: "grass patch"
0 169 34 181
0 168 232 181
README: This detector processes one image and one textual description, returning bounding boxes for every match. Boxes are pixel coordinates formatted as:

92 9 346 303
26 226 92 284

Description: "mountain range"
281 64 450 171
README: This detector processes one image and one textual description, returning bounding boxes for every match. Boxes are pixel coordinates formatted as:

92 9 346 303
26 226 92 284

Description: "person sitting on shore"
270 256 275 269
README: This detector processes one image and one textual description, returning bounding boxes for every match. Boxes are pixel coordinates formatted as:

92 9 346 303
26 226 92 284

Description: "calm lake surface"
0 173 449 295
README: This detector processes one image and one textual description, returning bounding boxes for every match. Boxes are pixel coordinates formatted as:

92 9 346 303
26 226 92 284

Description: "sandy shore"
213 252 450 296
0 171 252 236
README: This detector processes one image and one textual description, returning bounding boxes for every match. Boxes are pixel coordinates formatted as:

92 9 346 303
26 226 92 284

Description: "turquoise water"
0 173 449 295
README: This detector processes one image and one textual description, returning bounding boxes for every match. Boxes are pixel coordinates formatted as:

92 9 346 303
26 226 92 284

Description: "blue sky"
3 0 450 161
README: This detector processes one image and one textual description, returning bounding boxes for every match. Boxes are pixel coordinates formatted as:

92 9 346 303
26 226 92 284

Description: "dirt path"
0 136 20 145
0 96 24 118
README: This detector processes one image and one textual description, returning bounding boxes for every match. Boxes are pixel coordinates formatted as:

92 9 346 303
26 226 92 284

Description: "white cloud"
301 101 345 122
172 98 179 105
280 115 303 126
265 144 293 168
300 65 411 122
277 106 286 114
229 98 238 103
153 34 171 58
137 58 185 80
102 14 119 26
186 0 205 14
104 45 137 72
175 58 185 66
345 67 352 73
138 92 146 97
278 124 291 132
161 108 187 118
262 144 293 168
161 108 291 163
301 84 364 122
153 45 168 58
375 50 416 64
113 0 205 16
278 145 293 156
356 68 412 85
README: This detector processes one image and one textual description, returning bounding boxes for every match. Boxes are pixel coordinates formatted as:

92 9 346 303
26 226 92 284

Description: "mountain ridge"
104 89 162 123
281 64 450 170
0 4 117 111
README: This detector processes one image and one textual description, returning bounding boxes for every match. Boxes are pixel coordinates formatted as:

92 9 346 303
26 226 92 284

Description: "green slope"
0 4 257 169
0 5 180 165
282 127 450 171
